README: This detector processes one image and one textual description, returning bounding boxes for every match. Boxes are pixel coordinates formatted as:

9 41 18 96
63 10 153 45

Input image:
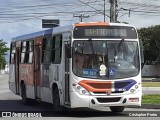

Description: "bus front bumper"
70 91 141 108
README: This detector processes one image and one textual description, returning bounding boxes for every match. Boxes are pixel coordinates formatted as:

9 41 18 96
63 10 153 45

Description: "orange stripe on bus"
78 80 112 92
74 22 109 27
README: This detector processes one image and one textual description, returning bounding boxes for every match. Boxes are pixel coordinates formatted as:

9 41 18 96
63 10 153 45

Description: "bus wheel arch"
20 80 25 96
20 80 30 104
52 83 62 111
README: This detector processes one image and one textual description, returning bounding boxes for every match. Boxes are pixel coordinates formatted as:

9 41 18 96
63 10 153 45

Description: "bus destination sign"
73 26 137 39
85 29 127 37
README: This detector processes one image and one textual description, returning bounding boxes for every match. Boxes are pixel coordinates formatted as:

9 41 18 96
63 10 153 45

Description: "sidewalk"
142 77 160 82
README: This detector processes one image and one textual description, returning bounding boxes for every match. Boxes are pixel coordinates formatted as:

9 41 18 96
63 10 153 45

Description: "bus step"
36 98 41 102
64 102 71 107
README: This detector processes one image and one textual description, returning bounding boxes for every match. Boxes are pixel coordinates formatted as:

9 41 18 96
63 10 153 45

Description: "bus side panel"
9 64 16 94
19 64 35 99
42 64 50 88
41 64 52 103
41 87 52 103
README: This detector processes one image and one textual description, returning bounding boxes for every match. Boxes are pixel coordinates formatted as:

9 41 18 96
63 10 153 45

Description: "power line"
1 0 160 24
73 14 89 22
78 0 110 18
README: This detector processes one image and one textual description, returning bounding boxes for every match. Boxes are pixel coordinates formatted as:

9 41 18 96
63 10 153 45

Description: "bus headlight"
130 89 135 93
74 84 90 95
130 84 139 93
135 85 138 89
77 86 81 90
82 90 87 94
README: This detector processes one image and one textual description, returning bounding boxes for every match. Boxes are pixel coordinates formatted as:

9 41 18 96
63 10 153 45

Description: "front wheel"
110 106 125 112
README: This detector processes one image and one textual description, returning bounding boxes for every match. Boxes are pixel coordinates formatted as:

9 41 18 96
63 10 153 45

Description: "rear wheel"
21 84 30 105
52 87 63 111
110 106 125 112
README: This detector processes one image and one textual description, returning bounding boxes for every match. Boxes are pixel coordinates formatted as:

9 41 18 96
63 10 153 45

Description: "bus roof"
11 29 49 42
11 22 136 42
74 22 135 27
11 25 72 42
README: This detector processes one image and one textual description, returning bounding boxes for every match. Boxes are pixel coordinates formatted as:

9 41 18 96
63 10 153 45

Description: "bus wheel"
21 84 30 105
110 106 125 112
52 87 63 111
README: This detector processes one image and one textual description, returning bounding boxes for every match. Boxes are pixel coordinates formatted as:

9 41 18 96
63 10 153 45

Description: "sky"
1 0 160 47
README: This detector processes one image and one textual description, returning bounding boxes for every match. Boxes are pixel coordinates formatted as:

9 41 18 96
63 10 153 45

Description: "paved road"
0 74 159 119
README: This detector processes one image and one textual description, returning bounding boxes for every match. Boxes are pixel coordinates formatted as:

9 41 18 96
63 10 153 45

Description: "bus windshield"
72 40 140 79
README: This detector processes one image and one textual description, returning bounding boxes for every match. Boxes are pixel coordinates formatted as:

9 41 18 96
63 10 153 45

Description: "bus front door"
64 43 70 105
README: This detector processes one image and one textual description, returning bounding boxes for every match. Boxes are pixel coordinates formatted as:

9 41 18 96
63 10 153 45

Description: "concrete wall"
142 65 160 77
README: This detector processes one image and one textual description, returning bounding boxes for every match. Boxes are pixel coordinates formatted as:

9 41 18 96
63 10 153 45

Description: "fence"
142 65 160 77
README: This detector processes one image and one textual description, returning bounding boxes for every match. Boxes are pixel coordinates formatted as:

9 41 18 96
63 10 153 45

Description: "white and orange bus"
9 22 143 112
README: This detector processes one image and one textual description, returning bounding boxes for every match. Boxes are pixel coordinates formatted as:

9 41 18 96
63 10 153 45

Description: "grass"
142 82 160 87
142 95 160 104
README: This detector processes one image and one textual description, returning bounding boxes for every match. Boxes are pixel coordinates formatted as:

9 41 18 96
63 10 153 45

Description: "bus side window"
21 41 26 63
10 43 16 64
52 35 62 64
42 37 52 63
20 40 34 64
28 41 34 63
25 41 29 63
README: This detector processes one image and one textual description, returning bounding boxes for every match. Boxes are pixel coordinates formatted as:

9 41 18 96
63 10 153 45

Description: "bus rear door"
34 37 42 99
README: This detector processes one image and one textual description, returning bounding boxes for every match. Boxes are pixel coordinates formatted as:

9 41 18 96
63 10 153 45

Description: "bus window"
21 41 26 63
22 42 26 52
52 35 62 64
42 37 52 63
21 53 25 63
10 43 16 64
28 41 34 63
20 40 34 64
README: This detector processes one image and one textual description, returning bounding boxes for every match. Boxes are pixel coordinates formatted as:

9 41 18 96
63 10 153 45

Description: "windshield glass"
72 40 140 79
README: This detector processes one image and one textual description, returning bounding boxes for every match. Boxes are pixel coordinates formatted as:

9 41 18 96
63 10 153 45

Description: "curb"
142 78 160 82
141 104 160 109
128 104 160 109
143 87 160 91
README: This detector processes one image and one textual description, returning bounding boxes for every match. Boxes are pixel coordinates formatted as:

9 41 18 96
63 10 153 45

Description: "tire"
21 84 30 105
110 106 125 112
52 87 63 112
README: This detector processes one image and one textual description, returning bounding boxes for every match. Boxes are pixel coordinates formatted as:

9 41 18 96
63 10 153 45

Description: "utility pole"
109 0 117 22
73 14 89 22
104 0 106 22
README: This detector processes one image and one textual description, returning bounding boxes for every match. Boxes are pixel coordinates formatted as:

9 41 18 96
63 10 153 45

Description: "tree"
138 25 160 64
0 39 9 69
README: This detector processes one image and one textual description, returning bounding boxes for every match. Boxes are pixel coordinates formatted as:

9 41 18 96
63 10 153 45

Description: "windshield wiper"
88 39 99 68
114 39 124 62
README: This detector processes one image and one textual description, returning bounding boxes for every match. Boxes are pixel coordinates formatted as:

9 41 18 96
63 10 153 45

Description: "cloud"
119 14 160 29
1 0 160 46
0 19 43 48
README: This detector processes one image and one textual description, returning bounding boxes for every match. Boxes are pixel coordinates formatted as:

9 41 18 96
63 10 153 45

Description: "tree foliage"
138 25 160 64
0 39 9 69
